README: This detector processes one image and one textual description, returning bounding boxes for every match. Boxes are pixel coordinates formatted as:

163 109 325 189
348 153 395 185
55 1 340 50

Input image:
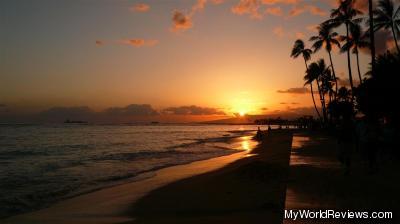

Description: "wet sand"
3 130 293 224
3 152 248 224
129 130 293 224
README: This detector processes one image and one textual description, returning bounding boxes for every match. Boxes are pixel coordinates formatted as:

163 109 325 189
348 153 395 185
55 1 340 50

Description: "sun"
239 111 246 117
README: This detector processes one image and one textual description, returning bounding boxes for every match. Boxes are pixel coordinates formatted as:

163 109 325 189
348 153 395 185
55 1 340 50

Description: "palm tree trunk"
345 23 355 101
328 51 338 97
309 83 322 120
316 80 327 123
368 0 376 76
304 58 322 120
356 51 362 84
391 24 400 53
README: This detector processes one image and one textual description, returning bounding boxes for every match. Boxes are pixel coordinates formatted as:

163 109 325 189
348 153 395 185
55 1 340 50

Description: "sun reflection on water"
238 135 257 151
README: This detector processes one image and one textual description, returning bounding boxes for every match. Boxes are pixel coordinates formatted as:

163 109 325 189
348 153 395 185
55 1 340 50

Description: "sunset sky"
0 0 395 122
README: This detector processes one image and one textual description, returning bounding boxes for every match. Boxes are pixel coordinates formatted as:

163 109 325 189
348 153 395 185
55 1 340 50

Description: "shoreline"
3 130 294 224
127 130 293 223
3 148 250 224
0 129 257 220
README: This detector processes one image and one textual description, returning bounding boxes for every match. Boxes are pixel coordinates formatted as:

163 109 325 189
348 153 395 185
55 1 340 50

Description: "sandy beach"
284 131 400 224
2 130 293 224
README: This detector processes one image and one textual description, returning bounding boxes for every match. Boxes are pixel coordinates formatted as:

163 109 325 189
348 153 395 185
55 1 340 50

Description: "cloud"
360 29 397 55
231 0 263 19
104 104 159 116
162 105 226 115
130 3 150 12
171 11 193 31
277 87 309 94
119 39 159 47
273 26 285 37
95 40 104 46
171 0 212 32
288 5 305 17
192 0 207 12
288 4 326 17
231 0 303 19
307 5 327 16
262 0 300 4
265 6 283 16
211 0 225 4
39 106 95 121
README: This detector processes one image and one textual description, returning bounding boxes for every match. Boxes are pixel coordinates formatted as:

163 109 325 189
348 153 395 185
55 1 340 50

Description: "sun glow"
239 111 246 117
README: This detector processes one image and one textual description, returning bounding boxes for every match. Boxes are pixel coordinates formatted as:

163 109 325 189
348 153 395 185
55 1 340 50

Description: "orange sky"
1 0 394 122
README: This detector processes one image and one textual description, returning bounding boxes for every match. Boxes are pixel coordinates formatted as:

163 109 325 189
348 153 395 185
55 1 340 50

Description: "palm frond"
312 40 323 53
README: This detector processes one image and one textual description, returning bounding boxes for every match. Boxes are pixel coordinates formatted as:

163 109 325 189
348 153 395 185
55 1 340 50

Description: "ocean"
0 124 261 218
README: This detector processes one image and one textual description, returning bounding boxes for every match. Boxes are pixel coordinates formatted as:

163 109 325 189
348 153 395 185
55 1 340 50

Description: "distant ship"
64 119 88 124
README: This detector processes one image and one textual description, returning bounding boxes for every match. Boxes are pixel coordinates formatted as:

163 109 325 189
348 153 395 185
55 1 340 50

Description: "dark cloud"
162 105 226 115
36 104 158 123
171 11 193 31
95 40 104 46
277 87 309 94
39 106 95 121
104 104 159 116
0 104 7 113
171 0 211 32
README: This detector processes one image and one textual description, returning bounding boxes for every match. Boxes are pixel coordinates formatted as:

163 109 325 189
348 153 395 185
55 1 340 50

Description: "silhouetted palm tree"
337 86 352 102
368 0 376 76
340 23 370 83
327 0 362 97
320 69 336 105
310 24 340 96
291 39 322 119
306 59 330 122
373 0 400 53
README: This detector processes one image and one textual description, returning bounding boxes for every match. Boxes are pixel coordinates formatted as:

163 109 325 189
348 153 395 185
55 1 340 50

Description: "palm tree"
368 0 376 76
291 39 322 120
337 86 352 102
306 59 330 123
327 0 362 97
320 69 336 105
373 0 400 53
340 23 370 83
309 24 340 95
